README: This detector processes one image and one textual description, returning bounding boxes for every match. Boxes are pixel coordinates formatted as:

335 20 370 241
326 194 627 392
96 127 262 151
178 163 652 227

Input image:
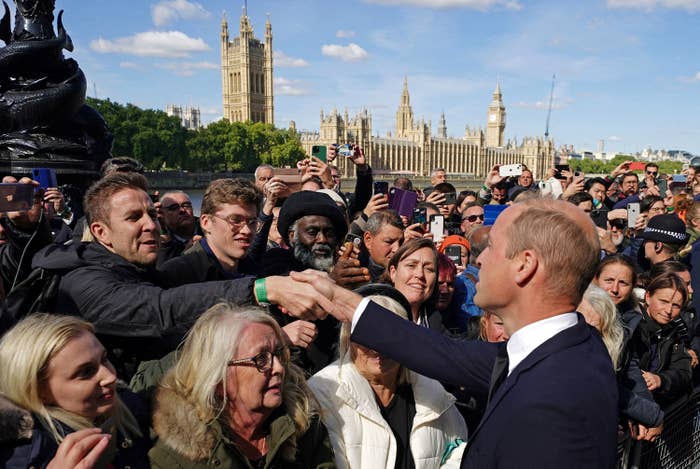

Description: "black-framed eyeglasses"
210 213 262 232
463 214 484 223
228 345 290 373
163 202 193 212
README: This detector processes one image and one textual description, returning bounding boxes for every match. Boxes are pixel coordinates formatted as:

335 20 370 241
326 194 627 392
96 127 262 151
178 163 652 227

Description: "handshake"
260 271 361 323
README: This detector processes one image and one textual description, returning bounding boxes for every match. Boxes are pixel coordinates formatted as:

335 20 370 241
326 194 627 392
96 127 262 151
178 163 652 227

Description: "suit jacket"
352 301 618 469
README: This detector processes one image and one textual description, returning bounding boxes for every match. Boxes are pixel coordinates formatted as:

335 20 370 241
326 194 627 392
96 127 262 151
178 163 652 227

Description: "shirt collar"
506 313 578 375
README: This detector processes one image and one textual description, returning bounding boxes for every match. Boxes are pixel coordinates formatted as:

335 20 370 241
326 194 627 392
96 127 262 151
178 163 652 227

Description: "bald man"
292 199 618 468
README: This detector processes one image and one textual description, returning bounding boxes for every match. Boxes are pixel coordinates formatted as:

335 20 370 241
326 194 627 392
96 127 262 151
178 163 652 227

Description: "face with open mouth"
93 188 161 268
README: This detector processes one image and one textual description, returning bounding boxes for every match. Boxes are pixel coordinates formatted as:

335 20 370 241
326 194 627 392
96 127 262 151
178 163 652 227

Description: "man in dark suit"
291 198 619 468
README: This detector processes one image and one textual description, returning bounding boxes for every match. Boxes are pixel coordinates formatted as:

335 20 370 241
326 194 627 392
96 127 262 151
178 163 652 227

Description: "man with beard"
260 190 368 374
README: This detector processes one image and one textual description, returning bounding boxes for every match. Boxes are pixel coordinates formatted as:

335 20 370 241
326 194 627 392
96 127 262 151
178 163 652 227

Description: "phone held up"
373 181 389 196
627 202 640 228
429 214 445 241
499 163 523 178
311 145 327 163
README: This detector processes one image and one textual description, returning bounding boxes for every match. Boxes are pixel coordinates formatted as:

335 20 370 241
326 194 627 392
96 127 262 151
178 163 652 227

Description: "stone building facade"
300 79 553 179
165 105 202 130
221 9 273 124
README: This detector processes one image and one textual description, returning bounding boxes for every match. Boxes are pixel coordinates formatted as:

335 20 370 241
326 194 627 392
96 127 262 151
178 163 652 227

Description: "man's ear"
514 250 538 285
363 231 372 246
200 214 212 235
287 229 296 246
655 242 664 254
90 221 111 247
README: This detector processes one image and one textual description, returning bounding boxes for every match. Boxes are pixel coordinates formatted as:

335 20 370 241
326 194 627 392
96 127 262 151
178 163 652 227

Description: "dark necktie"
487 348 509 405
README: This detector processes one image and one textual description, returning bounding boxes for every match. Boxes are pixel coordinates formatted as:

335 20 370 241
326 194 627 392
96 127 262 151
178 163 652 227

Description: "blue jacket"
351 301 619 469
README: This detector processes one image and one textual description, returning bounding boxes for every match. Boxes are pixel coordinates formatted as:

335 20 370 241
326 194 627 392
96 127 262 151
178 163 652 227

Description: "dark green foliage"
86 98 306 171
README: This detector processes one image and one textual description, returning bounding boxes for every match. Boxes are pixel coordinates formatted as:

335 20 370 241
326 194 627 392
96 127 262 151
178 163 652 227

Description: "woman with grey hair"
578 284 625 369
308 286 467 469
148 303 335 468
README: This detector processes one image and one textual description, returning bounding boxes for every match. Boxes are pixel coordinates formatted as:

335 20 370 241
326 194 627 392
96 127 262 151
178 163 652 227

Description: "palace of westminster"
220 9 553 179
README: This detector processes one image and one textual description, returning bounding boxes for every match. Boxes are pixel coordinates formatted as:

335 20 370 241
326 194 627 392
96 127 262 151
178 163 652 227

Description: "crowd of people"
1 149 699 468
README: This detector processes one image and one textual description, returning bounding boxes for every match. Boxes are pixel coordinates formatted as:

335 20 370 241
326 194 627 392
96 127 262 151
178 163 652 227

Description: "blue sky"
37 0 700 154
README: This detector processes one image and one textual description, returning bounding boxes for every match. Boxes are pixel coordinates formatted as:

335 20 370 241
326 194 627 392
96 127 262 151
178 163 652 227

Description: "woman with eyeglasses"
0 314 151 469
149 303 335 469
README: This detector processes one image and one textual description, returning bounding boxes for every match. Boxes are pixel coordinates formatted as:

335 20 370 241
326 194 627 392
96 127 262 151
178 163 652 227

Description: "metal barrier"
618 390 700 468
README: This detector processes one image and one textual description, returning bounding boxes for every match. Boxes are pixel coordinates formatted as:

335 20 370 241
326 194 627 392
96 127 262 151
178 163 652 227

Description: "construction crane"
544 74 555 139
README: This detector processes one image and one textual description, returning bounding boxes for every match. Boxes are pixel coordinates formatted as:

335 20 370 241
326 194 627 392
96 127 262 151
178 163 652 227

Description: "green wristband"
255 278 269 304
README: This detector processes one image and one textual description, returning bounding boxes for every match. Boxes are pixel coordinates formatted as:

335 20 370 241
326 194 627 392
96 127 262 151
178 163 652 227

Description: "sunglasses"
610 219 627 230
463 214 484 223
646 171 658 176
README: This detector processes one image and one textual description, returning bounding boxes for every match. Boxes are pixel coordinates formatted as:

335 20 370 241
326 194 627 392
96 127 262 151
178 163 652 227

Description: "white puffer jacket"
308 358 467 469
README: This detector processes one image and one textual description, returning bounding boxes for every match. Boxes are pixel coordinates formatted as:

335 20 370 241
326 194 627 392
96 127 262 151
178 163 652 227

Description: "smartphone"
311 145 327 163
389 187 418 218
373 181 389 195
274 168 303 192
627 202 640 228
344 233 362 247
657 178 667 194
445 245 462 264
338 144 355 158
412 207 427 225
628 162 646 171
0 183 34 212
429 214 445 241
499 163 523 177
31 168 57 189
443 192 457 205
554 164 570 179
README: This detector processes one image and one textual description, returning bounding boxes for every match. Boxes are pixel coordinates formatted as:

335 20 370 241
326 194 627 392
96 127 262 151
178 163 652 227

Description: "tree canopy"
570 154 684 175
87 98 306 172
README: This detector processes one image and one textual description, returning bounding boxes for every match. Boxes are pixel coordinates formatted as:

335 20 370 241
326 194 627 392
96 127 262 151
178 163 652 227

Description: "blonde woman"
578 284 625 370
0 314 150 468
308 289 467 469
148 303 335 468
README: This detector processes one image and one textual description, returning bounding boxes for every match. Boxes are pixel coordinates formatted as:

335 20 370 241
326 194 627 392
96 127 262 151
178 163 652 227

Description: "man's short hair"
506 199 599 304
394 177 413 191
365 210 403 235
431 168 446 175
84 172 149 225
461 202 482 217
621 172 638 182
159 190 188 203
433 182 456 194
201 178 263 215
254 164 273 179
99 157 145 178
584 177 608 191
566 192 593 206
645 162 659 171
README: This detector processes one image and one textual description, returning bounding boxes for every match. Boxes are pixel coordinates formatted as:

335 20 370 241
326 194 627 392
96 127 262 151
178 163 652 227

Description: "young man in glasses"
159 178 262 284
460 202 485 236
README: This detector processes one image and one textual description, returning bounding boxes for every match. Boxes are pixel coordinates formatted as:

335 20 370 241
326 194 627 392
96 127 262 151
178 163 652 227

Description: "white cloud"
275 77 311 96
321 43 369 62
119 61 141 69
607 0 700 11
336 29 356 38
274 50 309 67
680 71 700 82
156 61 218 76
151 0 211 27
514 97 573 110
363 0 522 10
90 31 210 58
608 136 622 141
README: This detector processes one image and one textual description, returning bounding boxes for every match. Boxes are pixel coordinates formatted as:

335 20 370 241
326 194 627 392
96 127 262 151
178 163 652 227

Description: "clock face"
489 113 497 123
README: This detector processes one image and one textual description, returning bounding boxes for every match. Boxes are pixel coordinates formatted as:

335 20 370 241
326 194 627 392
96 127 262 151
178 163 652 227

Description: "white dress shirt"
505 313 578 375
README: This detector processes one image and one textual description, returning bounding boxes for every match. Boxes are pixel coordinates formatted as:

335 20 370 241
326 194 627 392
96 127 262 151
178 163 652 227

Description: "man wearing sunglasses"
157 190 201 265
460 202 484 236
